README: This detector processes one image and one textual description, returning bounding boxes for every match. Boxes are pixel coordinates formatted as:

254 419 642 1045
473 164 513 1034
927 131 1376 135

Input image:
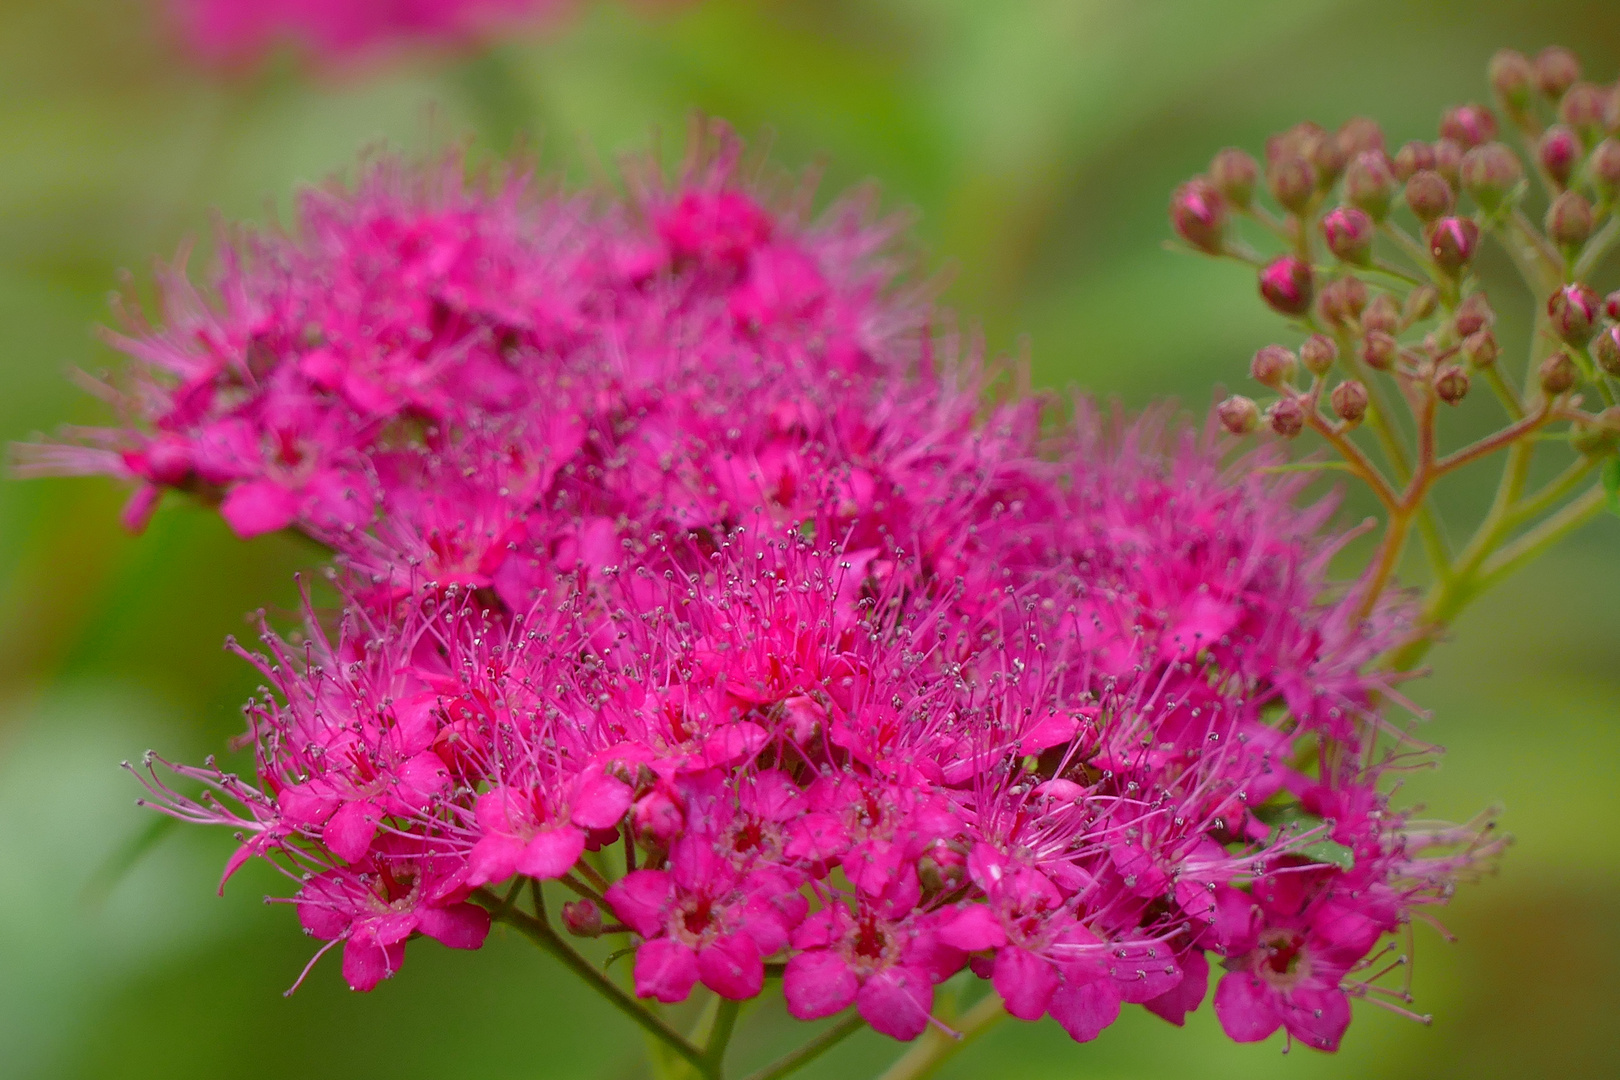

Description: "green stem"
704 999 742 1074
738 1013 867 1080
1474 484 1607 586
1573 215 1620 280
472 888 712 1078
874 995 1007 1080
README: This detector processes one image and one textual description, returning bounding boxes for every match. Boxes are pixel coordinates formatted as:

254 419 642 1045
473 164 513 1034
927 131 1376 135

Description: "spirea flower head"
70 128 1504 1057
169 0 572 66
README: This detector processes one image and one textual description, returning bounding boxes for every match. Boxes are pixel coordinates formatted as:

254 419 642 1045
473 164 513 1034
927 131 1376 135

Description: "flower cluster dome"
36 130 1500 1051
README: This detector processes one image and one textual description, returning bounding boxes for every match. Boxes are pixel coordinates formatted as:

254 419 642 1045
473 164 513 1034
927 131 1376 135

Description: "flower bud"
1393 140 1436 181
1268 155 1317 214
1344 151 1397 219
1250 344 1298 387
1458 142 1523 212
1266 122 1326 164
1427 216 1480 273
1318 275 1369 328
1559 82 1608 139
1538 125 1582 188
1454 293 1495 337
562 899 604 938
1258 256 1314 317
1463 329 1499 367
1217 394 1260 435
1489 49 1536 116
1266 398 1306 438
1404 284 1441 324
1300 333 1338 375
1593 325 1620 378
1539 350 1577 395
1170 177 1228 253
1548 282 1601 345
1308 132 1348 187
1322 206 1375 263
1432 139 1464 186
1404 170 1455 221
1434 363 1470 404
1338 117 1386 156
1545 190 1594 249
1606 290 1620 322
1210 147 1259 207
1362 293 1399 336
1331 379 1369 423
1534 47 1581 101
1590 139 1620 198
1594 327 1620 378
1441 104 1498 149
1361 329 1398 370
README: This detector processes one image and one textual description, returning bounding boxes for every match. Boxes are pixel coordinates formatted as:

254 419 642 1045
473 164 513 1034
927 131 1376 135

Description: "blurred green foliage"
1 1 1617 1078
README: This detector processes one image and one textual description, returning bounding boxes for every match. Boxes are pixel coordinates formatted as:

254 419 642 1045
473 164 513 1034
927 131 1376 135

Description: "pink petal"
1143 949 1209 1027
857 967 934 1042
698 933 764 1001
783 951 859 1020
1213 971 1284 1043
416 903 491 951
1282 986 1352 1051
604 870 674 938
220 479 299 538
992 946 1059 1021
322 800 381 864
1049 976 1122 1043
935 904 1006 952
634 938 700 1004
341 934 405 992
515 828 585 880
393 751 449 812
466 833 524 888
570 772 633 830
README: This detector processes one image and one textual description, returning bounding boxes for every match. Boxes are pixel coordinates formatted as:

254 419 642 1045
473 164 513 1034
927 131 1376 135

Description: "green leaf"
1299 838 1356 870
1603 456 1620 518
1257 461 1356 475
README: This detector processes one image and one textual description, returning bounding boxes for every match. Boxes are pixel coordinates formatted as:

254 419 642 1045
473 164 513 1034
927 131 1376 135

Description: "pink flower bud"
1427 216 1480 273
1441 104 1498 149
1217 394 1261 435
1404 170 1455 222
1322 206 1375 263
1340 116 1386 154
1344 151 1397 219
1590 139 1620 197
1258 256 1314 317
1545 190 1594 249
1593 326 1620 378
1434 364 1470 404
1404 284 1440 324
1489 49 1536 116
1432 139 1464 186
1605 290 1620 322
1454 293 1495 337
1393 140 1436 181
562 899 604 937
1331 379 1369 423
1210 148 1259 207
1463 329 1499 367
1559 82 1609 137
1267 155 1317 213
1458 143 1523 212
1361 292 1399 336
1538 125 1582 188
1318 275 1369 328
1300 333 1338 375
1361 330 1398 370
1266 398 1306 438
1250 344 1298 387
1539 350 1577 395
1170 177 1228 253
1534 47 1581 100
1548 283 1602 345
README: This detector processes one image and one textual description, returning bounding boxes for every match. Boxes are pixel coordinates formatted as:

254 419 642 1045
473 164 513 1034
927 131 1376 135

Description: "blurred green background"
2 1 1617 1077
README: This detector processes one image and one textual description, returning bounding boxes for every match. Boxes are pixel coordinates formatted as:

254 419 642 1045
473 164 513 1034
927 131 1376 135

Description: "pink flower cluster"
168 0 569 64
47 135 1501 1051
